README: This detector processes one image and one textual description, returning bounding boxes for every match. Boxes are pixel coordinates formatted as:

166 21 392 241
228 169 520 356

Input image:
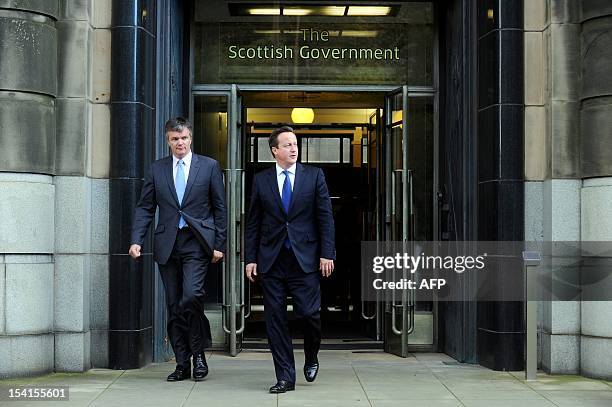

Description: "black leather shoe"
269 380 295 393
304 363 319 382
167 366 191 381
192 353 209 381
193 353 208 382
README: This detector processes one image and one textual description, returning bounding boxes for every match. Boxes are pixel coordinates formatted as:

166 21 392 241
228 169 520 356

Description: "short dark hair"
165 117 192 137
269 125 295 154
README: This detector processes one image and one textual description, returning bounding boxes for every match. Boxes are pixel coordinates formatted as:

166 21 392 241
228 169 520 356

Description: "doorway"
190 85 436 356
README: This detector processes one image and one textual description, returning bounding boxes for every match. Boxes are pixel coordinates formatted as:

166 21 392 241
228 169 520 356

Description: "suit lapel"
164 157 180 206
266 166 285 215
287 163 305 215
181 154 201 205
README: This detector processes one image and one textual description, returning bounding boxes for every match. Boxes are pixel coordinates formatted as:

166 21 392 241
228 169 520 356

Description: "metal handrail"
391 168 403 335
221 259 231 334
406 169 415 335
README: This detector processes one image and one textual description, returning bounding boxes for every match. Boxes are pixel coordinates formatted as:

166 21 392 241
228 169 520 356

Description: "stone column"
579 1 612 380
476 0 525 371
0 1 58 378
541 3 582 372
53 0 111 372
108 0 156 369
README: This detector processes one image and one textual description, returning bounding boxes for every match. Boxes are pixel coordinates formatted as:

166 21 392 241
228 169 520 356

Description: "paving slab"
1 351 612 406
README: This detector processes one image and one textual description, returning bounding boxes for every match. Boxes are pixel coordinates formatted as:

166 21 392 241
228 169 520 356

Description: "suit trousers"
261 247 322 383
158 227 212 368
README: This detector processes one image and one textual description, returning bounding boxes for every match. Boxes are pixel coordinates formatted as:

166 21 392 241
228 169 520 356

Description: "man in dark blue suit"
245 126 335 393
129 117 226 382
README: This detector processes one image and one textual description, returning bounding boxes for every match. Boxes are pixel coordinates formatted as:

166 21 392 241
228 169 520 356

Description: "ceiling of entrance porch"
247 108 378 125
242 91 384 108
195 1 433 24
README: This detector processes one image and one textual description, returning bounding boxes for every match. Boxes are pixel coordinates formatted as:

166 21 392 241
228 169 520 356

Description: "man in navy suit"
129 117 226 382
245 126 335 393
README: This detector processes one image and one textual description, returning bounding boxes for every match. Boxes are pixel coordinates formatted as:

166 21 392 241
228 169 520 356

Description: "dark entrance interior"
242 91 385 348
191 87 436 354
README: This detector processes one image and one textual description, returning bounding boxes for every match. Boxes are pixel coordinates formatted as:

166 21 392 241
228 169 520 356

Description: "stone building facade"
0 0 610 380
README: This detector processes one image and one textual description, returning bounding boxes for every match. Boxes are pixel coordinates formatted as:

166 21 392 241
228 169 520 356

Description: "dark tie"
281 170 292 248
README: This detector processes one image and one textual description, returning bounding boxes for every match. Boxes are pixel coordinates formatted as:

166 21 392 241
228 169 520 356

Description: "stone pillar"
579 0 612 380
108 0 156 369
526 0 583 376
0 1 58 378
527 0 612 379
53 0 111 372
476 0 525 371
89 0 112 369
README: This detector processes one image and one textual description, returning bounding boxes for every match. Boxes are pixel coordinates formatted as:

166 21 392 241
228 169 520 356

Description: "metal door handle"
221 260 231 334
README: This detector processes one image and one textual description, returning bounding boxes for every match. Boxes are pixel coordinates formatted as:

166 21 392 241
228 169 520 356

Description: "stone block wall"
0 0 111 377
525 0 612 379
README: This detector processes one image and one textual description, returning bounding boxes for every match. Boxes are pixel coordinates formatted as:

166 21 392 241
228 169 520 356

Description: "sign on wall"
195 22 433 85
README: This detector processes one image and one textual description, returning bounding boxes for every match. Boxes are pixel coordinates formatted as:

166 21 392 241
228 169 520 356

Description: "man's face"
272 132 298 168
167 127 192 159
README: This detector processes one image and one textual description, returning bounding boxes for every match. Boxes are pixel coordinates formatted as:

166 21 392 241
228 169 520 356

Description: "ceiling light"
284 8 312 16
253 30 281 34
291 108 315 124
341 30 378 37
346 6 392 16
320 6 347 16
247 8 281 15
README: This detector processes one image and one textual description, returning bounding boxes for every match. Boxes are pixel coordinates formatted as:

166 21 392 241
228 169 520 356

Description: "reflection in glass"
193 95 228 168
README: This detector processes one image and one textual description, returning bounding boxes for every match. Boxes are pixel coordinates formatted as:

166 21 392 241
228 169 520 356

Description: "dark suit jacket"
245 163 335 274
131 153 227 265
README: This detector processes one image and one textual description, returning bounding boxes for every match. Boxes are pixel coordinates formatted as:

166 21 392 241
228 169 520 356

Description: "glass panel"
192 94 228 305
257 137 275 162
343 138 351 164
408 97 434 241
193 1 434 86
306 138 341 163
362 137 368 165
193 95 228 168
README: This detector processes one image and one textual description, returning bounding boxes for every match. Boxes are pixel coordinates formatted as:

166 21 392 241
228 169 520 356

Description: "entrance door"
224 85 246 356
191 85 246 356
383 86 414 357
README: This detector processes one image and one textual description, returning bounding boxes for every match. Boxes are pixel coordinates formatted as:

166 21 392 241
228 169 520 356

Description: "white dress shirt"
276 163 296 198
172 151 192 185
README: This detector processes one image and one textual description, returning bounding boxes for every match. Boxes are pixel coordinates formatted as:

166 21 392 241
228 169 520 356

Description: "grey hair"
164 117 192 136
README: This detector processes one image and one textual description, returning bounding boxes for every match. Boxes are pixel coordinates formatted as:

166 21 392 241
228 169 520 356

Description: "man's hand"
129 244 142 259
320 258 334 277
245 263 258 282
212 250 224 263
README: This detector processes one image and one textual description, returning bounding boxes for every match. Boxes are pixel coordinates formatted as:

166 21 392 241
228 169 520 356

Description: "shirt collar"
173 151 192 168
276 163 296 176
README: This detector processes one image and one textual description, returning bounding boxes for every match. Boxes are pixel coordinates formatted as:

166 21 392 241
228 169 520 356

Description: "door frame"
189 84 438 355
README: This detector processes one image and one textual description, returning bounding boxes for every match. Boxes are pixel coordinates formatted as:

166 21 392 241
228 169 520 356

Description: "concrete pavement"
1 351 611 406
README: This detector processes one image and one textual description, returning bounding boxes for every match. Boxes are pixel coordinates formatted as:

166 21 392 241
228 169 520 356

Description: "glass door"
383 86 414 357
191 85 245 356
361 110 383 340
225 85 246 356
